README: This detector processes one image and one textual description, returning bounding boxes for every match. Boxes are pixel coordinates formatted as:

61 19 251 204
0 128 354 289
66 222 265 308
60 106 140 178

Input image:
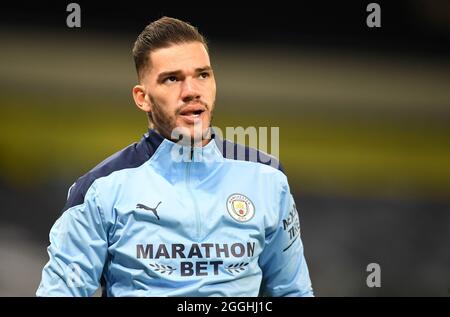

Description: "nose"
180 77 201 103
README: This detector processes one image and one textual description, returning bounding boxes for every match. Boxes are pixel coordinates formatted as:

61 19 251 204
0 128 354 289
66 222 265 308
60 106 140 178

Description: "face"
133 42 216 146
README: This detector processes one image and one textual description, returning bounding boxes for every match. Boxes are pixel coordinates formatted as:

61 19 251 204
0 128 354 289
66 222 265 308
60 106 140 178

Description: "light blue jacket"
37 129 313 296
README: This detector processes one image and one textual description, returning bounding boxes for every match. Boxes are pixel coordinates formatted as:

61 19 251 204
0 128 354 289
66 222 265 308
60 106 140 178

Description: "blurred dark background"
0 0 449 296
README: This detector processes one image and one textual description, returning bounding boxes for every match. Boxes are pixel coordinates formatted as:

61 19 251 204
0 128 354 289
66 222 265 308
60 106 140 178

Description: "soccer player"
36 17 313 297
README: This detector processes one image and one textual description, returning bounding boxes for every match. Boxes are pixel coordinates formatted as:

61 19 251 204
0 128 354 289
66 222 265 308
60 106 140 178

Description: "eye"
164 76 178 84
199 72 210 79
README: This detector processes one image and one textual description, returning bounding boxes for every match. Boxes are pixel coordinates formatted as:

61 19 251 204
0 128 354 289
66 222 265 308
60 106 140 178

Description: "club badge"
226 194 255 222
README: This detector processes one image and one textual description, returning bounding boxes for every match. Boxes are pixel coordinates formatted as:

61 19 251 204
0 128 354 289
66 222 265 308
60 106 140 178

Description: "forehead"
148 42 211 75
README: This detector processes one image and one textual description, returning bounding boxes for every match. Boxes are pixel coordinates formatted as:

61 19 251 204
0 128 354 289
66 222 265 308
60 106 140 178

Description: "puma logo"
136 202 162 221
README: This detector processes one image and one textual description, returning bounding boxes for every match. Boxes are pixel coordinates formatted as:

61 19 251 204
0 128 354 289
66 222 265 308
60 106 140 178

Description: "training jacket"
36 129 313 297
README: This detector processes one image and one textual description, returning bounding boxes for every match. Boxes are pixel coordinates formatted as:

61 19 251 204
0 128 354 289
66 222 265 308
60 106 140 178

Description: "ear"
132 85 152 113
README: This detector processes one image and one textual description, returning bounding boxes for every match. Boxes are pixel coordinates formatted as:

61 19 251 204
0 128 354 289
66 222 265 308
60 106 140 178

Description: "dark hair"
132 17 208 80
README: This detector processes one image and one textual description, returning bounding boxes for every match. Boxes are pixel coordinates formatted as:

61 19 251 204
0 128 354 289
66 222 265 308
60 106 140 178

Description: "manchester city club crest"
226 194 255 222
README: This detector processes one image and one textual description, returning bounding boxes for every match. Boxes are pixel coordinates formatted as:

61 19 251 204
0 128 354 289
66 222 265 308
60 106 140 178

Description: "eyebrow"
196 66 213 73
157 66 213 82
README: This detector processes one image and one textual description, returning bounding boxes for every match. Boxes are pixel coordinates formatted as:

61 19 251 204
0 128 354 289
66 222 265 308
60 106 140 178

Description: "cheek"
153 104 173 122
151 94 176 115
210 82 217 101
204 82 216 105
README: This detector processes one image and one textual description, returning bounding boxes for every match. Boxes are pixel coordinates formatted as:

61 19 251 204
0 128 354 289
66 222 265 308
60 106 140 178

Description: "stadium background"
0 1 449 296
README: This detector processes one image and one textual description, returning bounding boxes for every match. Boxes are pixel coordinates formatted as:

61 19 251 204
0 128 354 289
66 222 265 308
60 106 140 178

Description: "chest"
103 176 275 278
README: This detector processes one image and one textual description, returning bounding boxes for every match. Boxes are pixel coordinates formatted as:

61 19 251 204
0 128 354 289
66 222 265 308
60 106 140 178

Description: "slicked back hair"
132 17 208 81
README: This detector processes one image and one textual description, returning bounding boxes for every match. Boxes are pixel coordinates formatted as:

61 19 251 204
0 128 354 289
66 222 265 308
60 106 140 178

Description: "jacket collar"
143 128 225 177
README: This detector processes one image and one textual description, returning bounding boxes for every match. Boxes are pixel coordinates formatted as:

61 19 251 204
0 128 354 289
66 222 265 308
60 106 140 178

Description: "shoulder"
63 136 153 212
215 137 286 175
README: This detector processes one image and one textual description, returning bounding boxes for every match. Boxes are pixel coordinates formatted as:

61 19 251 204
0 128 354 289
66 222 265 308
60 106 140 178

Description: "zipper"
185 147 202 240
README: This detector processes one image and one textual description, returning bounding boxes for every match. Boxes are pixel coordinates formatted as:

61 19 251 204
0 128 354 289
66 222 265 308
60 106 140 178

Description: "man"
37 17 313 297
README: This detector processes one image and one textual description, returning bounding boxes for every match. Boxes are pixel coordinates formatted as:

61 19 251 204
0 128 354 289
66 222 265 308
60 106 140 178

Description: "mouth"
180 109 204 117
178 104 206 121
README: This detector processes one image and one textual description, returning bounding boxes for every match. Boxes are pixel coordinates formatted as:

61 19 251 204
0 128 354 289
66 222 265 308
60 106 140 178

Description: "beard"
148 95 214 146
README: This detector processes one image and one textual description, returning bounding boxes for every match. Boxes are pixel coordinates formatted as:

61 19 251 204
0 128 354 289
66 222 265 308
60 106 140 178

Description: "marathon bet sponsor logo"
226 193 255 222
137 242 255 276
